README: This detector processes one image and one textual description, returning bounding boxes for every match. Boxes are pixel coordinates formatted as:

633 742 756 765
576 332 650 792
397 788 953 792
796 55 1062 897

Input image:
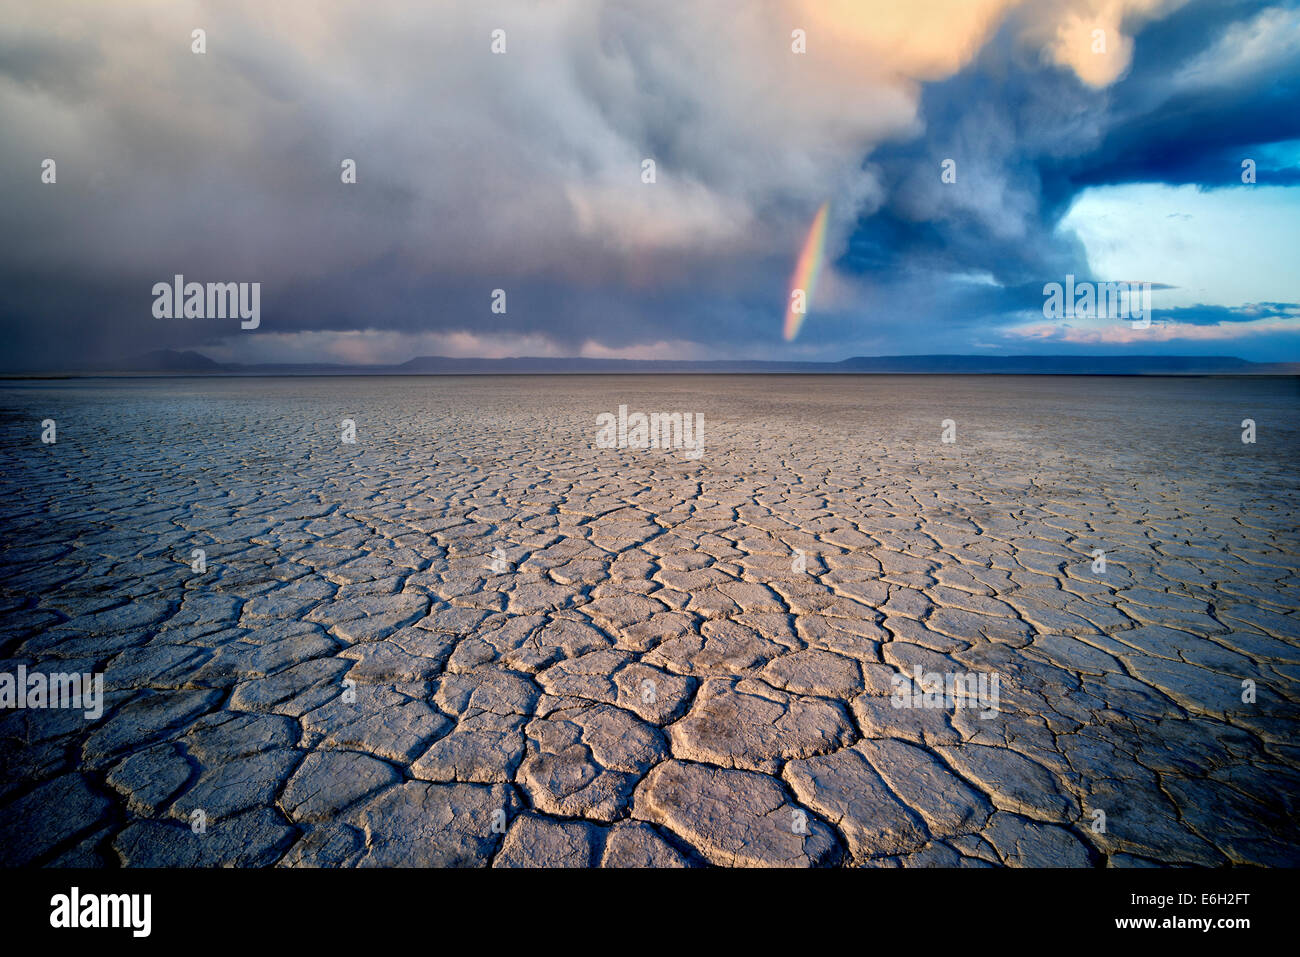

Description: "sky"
1 0 1298 370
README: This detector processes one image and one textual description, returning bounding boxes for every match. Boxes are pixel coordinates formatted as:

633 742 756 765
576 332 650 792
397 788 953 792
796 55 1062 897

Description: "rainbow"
783 201 829 341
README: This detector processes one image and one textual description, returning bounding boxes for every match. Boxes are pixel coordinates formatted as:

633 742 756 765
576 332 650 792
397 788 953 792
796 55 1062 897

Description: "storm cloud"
1 0 1297 369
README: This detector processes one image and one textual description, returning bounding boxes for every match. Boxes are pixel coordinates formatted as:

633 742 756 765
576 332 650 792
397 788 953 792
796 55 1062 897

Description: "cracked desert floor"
1 374 1297 867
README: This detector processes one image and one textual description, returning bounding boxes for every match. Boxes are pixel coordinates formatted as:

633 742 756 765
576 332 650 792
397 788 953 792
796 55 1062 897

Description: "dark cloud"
1159 301 1299 324
0 0 1296 371
832 0 1300 356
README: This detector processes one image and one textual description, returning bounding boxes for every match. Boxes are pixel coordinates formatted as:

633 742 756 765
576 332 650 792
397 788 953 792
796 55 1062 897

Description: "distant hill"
90 348 228 373
833 355 1283 375
48 350 1300 377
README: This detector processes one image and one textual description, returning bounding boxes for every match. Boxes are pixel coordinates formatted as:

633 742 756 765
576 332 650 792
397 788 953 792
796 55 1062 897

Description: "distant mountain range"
23 349 1300 377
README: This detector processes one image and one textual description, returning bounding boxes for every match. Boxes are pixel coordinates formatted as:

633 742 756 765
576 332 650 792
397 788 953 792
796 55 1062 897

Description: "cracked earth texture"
0 375 1297 868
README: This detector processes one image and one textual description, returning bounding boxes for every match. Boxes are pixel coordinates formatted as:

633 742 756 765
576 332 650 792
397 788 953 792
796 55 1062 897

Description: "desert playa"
0 374 1297 867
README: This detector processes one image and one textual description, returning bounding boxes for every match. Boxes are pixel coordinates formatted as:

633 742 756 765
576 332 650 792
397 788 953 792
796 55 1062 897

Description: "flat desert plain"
0 374 1297 867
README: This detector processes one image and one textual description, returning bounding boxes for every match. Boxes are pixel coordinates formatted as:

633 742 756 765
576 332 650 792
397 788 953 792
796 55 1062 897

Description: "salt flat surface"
0 374 1297 867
